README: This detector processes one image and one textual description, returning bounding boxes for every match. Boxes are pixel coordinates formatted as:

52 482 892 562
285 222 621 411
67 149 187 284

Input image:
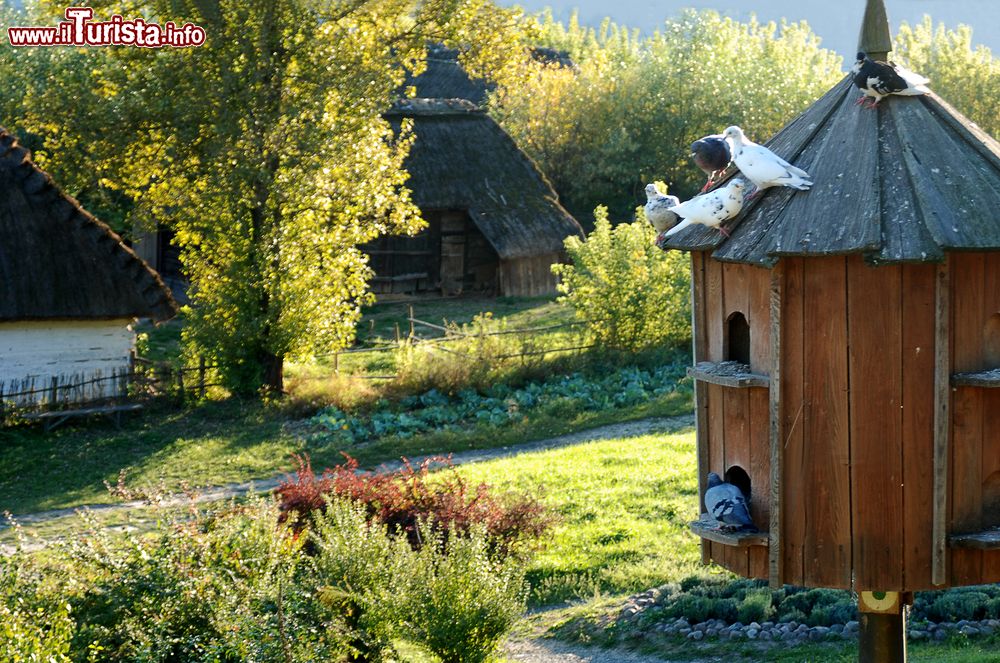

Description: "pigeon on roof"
691 134 732 192
851 52 930 108
724 125 812 197
643 184 681 233
664 178 746 238
704 472 756 531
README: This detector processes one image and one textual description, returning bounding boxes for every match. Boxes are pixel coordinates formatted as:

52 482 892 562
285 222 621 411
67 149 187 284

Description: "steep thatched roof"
386 100 584 259
0 128 176 321
407 46 491 105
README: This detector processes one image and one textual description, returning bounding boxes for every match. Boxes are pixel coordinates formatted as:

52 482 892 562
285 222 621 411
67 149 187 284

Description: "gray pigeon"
691 134 732 192
643 183 681 233
704 472 756 531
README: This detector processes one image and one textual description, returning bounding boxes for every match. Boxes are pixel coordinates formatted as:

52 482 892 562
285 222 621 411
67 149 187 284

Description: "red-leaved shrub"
276 454 552 554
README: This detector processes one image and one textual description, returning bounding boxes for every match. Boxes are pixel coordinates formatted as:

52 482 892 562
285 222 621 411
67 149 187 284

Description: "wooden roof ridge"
0 127 177 321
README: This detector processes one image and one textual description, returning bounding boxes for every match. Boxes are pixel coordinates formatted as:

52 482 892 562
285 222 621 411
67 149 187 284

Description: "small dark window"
726 312 751 366
724 466 752 501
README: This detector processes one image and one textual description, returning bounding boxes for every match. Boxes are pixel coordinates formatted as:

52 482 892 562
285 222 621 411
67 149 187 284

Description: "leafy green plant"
309 361 689 444
0 538 77 663
552 209 691 352
405 522 529 663
894 18 1000 139
494 9 843 219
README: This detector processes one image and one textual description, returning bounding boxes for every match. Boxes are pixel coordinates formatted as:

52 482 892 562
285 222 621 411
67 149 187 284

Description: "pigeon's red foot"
855 95 867 106
700 180 713 193
864 99 880 110
718 226 731 239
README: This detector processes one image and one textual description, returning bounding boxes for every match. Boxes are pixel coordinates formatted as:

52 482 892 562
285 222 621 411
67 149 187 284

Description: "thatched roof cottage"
366 48 584 296
0 128 176 406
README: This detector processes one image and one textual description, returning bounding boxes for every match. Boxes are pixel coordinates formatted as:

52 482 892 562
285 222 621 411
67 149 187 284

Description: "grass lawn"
0 388 691 516
453 428 704 606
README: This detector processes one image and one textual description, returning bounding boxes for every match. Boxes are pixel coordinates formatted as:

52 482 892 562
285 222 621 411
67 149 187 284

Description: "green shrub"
894 18 1000 140
67 500 347 662
552 208 692 352
0 550 76 663
737 588 775 624
405 523 529 663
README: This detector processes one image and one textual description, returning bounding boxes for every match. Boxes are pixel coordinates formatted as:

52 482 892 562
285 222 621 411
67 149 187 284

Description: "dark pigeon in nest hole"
690 134 732 192
704 471 756 531
851 51 929 108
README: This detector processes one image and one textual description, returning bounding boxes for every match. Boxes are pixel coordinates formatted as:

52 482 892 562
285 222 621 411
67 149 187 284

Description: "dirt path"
504 637 710 663
5 414 695 530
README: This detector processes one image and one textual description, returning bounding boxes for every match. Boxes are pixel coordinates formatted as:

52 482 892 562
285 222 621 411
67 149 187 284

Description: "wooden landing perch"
951 368 1000 388
687 361 770 388
689 513 769 547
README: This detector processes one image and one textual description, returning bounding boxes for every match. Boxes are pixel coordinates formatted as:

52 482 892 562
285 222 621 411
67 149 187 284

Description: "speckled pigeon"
691 134 732 192
664 178 746 238
643 184 681 233
724 125 812 196
851 52 930 108
704 472 756 530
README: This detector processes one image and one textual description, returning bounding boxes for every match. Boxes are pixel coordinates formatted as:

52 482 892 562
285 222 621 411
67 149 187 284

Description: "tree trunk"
261 351 284 394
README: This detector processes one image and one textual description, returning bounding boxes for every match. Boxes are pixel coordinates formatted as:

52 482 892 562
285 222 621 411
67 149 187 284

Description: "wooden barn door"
439 211 466 296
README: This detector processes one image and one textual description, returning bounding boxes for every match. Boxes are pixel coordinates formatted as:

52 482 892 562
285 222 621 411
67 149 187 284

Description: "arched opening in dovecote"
985 313 1000 368
725 312 751 366
724 465 752 501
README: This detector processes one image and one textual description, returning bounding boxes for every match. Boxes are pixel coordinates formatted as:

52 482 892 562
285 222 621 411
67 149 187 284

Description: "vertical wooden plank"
706 259 725 362
980 389 1000 582
768 263 783 588
782 258 806 587
708 382 727 566
901 264 936 590
848 257 903 591
749 385 770 580
723 387 752 576
749 266 772 374
951 254 985 371
951 387 983 585
932 260 951 586
691 253 711 565
803 256 852 589
950 254 984 586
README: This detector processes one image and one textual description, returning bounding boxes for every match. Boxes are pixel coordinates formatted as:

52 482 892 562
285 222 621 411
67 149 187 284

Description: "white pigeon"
704 472 756 531
723 125 812 195
664 178 746 238
643 183 681 233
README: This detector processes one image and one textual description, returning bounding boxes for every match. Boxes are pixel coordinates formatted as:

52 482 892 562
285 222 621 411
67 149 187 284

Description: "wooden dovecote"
662 3 1000 594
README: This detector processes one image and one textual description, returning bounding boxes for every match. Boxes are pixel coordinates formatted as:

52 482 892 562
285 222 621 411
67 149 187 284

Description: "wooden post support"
49 376 59 409
408 305 415 338
858 592 908 663
333 351 340 374
932 261 950 586
768 262 783 588
198 357 207 398
395 322 401 345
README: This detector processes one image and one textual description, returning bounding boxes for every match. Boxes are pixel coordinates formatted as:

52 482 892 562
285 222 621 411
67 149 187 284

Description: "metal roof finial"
857 0 892 61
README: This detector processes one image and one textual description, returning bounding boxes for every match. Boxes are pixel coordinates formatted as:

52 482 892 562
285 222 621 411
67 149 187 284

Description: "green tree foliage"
0 0 526 394
492 10 843 221
894 17 1000 138
552 206 691 352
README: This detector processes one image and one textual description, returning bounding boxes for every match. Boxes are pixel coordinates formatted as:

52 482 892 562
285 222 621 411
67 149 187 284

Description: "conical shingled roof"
0 128 177 321
660 75 1000 267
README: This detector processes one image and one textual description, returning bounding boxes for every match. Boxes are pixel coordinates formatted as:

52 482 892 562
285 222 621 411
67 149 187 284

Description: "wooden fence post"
334 352 340 374
177 367 186 404
395 323 401 345
198 357 207 399
49 376 59 410
408 305 415 338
